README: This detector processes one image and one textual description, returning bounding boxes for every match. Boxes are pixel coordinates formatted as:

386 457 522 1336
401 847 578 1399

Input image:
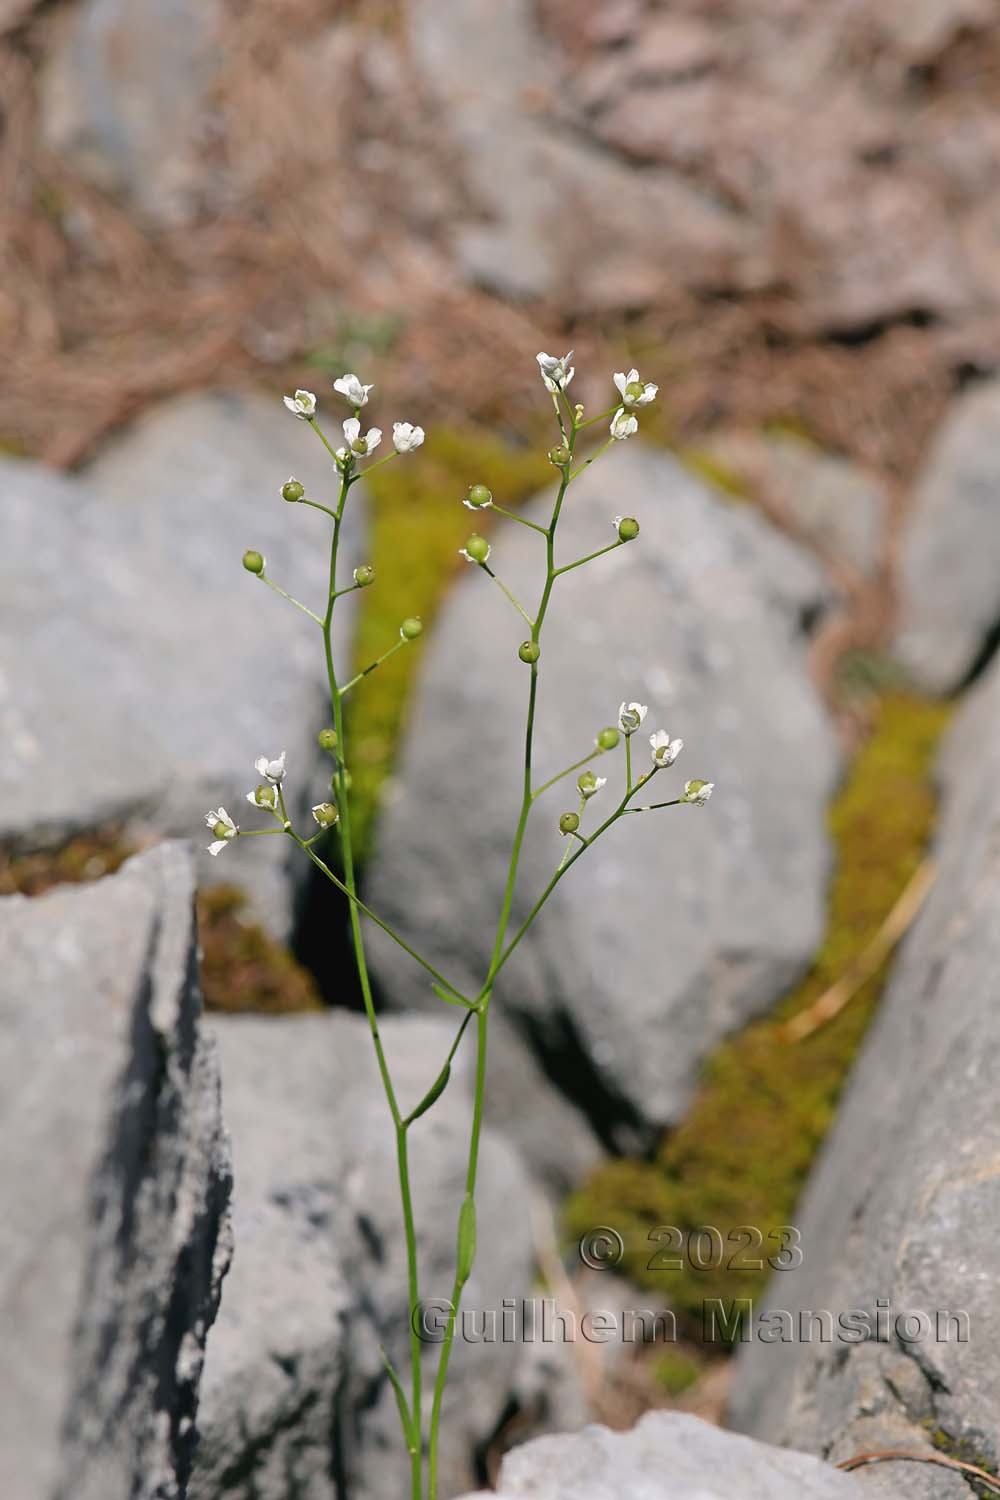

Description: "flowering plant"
204 350 713 1498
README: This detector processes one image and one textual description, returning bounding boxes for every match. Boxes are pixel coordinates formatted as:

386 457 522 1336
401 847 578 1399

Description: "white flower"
333 373 373 408
618 701 648 735
342 416 382 458
579 773 607 800
392 421 425 453
650 730 683 768
613 368 658 408
536 350 575 393
255 751 287 784
283 389 317 420
610 407 639 441
246 784 278 810
204 806 237 856
683 779 715 806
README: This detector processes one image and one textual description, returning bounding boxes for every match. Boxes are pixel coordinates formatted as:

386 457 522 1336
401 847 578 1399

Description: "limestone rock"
0 389 364 937
366 445 838 1160
0 842 232 1500
895 380 1000 692
729 651 1000 1481
454 1410 872 1500
193 1011 537 1500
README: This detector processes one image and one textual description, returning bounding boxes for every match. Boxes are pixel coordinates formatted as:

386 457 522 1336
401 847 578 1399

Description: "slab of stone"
0 388 365 936
729 651 1000 1483
895 379 1000 693
366 444 838 1159
455 1410 873 1499
0 842 232 1500
40 0 223 225
193 1010 537 1500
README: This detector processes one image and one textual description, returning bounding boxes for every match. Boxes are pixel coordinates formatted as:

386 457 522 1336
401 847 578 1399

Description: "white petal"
343 417 360 443
207 840 228 856
366 427 382 452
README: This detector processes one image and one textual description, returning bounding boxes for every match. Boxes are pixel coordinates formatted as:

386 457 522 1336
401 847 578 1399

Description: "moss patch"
565 695 952 1331
347 424 550 857
1 832 322 1015
196 883 324 1013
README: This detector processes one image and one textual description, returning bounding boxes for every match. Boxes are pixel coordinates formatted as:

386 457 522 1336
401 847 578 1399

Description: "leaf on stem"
404 1062 452 1126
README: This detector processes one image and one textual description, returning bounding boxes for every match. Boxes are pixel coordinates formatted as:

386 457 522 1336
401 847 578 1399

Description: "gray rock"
367 444 838 1159
0 842 232 1500
407 0 745 307
455 1410 872 1499
729 650 1000 1480
700 431 886 579
193 1011 537 1500
0 389 364 937
895 380 1000 693
40 0 223 225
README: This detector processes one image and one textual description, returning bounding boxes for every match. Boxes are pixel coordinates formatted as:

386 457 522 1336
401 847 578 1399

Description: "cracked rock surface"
366 445 838 1167
0 841 232 1500
192 1011 536 1500
729 652 1000 1491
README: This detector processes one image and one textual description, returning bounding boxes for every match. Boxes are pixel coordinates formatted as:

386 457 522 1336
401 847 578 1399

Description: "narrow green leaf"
378 1343 413 1447
431 981 472 1009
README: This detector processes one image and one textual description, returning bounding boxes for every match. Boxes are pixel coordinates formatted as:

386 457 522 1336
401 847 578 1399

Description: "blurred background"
4 0 1000 1495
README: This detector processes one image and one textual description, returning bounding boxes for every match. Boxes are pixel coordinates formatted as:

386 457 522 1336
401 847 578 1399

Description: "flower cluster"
535 353 657 444
283 374 425 475
204 749 341 855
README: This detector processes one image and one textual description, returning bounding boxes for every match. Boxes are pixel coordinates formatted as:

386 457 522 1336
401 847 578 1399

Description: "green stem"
625 734 633 792
531 748 601 802
482 565 535 628
553 539 622 578
491 503 547 535
569 437 614 481
321 468 424 1499
340 634 410 695
259 573 323 625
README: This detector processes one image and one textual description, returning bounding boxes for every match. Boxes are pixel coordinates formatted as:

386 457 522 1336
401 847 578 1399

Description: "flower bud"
596 727 620 751
463 534 491 564
616 516 640 542
518 640 541 664
242 549 265 574
465 483 493 509
548 444 571 466
577 770 606 800
317 727 338 753
559 811 580 836
281 477 305 503
400 616 424 640
311 801 339 829
354 564 375 588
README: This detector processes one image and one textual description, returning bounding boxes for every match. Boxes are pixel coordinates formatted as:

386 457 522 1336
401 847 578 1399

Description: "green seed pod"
212 819 232 840
596 727 620 752
250 783 277 809
559 811 580 835
464 534 491 564
312 801 339 829
242 549 265 574
353 564 375 587
281 478 305 503
578 770 597 796
317 727 338 753
617 516 640 542
456 1194 477 1287
518 640 541 664
466 483 492 508
548 444 571 466
400 616 424 640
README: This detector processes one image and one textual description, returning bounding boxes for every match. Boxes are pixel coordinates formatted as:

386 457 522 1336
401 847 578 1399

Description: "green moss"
347 425 550 857
565 695 952 1331
1 833 322 1016
197 884 324 1014
652 1348 703 1396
